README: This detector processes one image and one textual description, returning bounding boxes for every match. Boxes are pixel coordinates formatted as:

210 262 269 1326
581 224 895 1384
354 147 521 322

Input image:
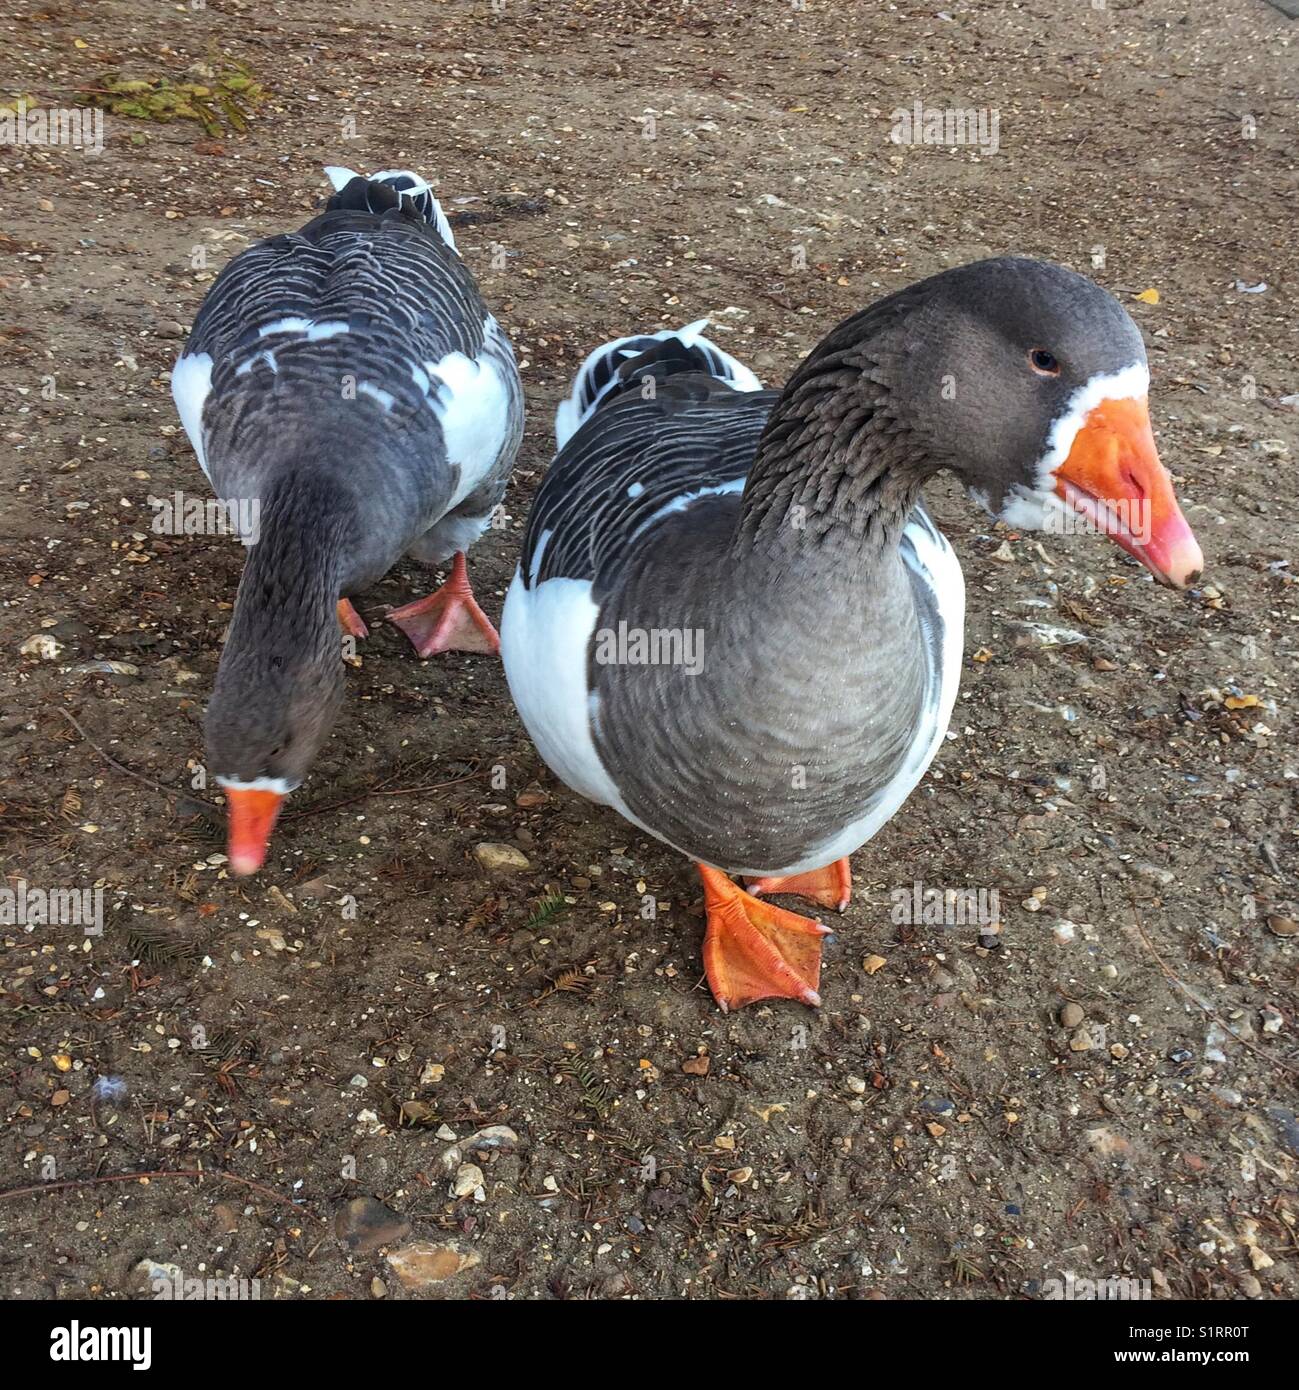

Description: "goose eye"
1029 348 1060 376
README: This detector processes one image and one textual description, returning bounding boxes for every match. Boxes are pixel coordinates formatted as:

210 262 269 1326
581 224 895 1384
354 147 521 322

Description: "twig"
58 709 220 823
0 1166 318 1218
283 765 482 820
1129 900 1299 1078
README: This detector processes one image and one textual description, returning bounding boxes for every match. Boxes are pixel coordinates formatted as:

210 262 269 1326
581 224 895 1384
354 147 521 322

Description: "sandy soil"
2 0 1297 1301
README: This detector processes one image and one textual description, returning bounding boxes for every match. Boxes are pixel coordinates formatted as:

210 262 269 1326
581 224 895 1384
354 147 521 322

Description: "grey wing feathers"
520 379 778 592
184 203 486 371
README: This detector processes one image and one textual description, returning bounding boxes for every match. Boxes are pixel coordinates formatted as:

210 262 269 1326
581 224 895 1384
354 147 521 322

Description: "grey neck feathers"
733 306 937 561
225 474 351 668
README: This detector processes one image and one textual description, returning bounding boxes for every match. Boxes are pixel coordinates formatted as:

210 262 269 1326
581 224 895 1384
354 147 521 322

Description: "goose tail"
322 165 457 252
554 319 761 449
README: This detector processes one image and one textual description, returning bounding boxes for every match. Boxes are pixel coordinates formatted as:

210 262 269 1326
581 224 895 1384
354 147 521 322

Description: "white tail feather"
322 165 457 252
554 320 762 449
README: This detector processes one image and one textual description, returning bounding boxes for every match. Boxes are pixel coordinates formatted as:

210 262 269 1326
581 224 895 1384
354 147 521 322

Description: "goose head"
903 257 1203 587
206 605 346 876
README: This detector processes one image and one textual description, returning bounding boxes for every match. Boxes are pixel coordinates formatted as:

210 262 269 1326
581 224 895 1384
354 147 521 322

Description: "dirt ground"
2 0 1297 1302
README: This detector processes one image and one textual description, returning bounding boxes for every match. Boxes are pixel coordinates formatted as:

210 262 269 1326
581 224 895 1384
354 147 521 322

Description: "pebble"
1069 1025 1096 1052
333 1197 412 1255
474 842 531 873
1084 1125 1132 1159
385 1241 480 1290
439 1124 518 1173
19 634 62 660
1265 1107 1299 1156
1060 1002 1085 1029
452 1163 486 1200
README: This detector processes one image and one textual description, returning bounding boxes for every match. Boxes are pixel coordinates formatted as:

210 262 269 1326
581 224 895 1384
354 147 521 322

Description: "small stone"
1110 1043 1129 1060
370 1277 387 1298
19 634 62 660
333 1196 412 1255
926 1122 947 1138
862 954 887 975
255 927 287 951
1084 1125 1132 1159
198 1202 236 1237
845 1075 867 1094
452 1163 485 1199
474 842 530 873
1060 1002 1085 1029
1069 1026 1095 1052
385 1241 480 1289
419 1061 445 1085
682 1053 710 1076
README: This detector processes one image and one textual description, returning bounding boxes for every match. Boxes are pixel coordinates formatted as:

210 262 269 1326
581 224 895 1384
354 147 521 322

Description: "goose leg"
699 864 830 1013
386 552 500 657
744 858 852 913
337 598 369 639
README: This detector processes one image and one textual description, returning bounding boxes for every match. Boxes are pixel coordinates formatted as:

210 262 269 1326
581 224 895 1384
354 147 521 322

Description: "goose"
171 165 523 875
500 258 1203 1012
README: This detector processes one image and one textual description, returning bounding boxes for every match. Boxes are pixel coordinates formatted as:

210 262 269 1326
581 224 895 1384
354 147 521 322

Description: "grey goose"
500 258 1203 1011
171 166 523 874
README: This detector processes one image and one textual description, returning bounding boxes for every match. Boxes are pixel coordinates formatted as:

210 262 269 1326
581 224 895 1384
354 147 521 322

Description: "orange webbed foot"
386 552 500 657
744 858 852 913
337 598 369 639
699 864 830 1013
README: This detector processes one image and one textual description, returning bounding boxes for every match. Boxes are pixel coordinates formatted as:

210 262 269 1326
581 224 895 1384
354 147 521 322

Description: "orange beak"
1054 395 1204 588
224 786 285 876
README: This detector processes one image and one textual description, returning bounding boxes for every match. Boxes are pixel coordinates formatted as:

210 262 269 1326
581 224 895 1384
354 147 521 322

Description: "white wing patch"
170 351 214 479
501 570 632 812
420 318 513 511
